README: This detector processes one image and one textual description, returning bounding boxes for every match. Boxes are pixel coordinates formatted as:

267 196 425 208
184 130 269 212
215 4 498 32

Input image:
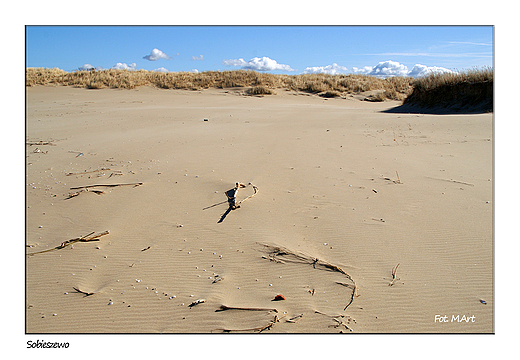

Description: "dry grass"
404 67 493 112
246 86 276 96
26 67 493 111
26 68 414 100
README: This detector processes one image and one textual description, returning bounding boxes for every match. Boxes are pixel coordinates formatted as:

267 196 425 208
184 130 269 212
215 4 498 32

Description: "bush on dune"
404 67 493 112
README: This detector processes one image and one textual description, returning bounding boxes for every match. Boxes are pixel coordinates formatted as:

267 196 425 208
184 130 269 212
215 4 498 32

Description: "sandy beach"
25 85 493 333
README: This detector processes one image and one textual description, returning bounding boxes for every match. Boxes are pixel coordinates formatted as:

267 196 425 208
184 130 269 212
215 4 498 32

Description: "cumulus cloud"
153 67 169 73
352 60 409 77
303 63 348 75
223 56 295 72
191 55 204 61
143 48 172 61
352 60 455 78
112 62 137 70
78 64 102 71
408 64 455 77
190 69 199 73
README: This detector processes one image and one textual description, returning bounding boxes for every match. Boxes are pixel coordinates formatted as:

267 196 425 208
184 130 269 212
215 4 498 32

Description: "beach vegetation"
26 67 493 111
404 67 493 112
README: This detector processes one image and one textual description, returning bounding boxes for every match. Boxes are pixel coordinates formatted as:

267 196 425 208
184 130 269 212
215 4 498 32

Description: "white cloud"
143 48 172 61
190 69 199 73
112 62 137 70
408 64 455 77
223 56 295 72
153 67 169 73
191 55 204 61
352 60 409 77
352 60 455 78
303 63 348 75
78 64 101 71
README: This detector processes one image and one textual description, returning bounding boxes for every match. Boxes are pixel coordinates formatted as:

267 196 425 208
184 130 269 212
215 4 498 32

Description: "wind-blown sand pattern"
26 86 493 333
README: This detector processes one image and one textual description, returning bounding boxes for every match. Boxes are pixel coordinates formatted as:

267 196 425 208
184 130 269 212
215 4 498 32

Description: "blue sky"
26 26 493 77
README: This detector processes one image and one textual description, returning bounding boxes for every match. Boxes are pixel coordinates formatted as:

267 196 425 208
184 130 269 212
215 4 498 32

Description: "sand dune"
26 86 493 333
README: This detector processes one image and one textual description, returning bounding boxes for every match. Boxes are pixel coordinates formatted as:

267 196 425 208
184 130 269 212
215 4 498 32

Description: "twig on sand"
72 287 96 297
65 188 105 199
70 182 143 190
27 231 109 256
214 314 286 333
26 140 56 146
336 282 356 310
395 171 402 184
65 183 142 199
216 304 278 313
389 263 400 286
314 310 355 332
286 314 304 323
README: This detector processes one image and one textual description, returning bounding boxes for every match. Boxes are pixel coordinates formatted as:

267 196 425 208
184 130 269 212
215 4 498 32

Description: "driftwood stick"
202 200 228 210
27 231 109 256
259 314 286 333
286 314 304 323
26 140 56 146
216 304 278 313
70 182 143 190
236 182 258 206
336 282 356 310
65 188 105 199
314 310 345 318
72 287 96 297
215 314 286 333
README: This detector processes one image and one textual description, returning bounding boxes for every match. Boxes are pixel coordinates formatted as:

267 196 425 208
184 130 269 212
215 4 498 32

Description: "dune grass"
26 67 493 111
404 67 493 112
26 68 414 100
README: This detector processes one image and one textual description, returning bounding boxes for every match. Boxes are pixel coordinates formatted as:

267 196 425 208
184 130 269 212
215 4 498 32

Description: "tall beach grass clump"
404 67 493 112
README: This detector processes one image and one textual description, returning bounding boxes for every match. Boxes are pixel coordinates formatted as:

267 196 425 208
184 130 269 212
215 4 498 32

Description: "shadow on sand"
382 103 493 115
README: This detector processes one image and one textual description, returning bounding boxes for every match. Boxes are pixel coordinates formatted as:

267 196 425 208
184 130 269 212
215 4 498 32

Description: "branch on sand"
216 304 278 313
65 182 142 199
214 314 286 333
72 287 96 297
26 140 56 146
69 182 143 190
27 231 109 256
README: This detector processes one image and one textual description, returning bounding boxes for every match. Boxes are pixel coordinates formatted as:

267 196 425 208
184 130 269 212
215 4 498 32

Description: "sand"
25 85 493 333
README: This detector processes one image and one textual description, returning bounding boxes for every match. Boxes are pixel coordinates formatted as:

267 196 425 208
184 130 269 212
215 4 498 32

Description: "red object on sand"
272 294 286 301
